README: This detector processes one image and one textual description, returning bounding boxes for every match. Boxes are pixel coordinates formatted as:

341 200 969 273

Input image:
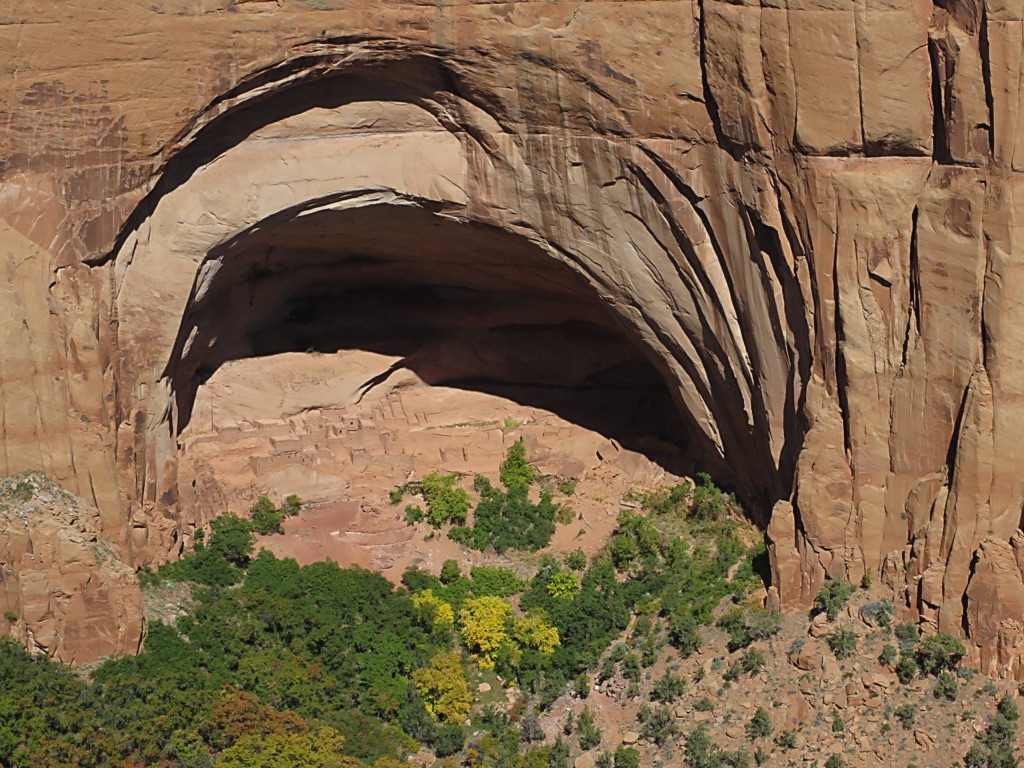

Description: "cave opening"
169 204 696 481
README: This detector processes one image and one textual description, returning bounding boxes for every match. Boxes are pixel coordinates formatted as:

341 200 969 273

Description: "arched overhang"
108 38 808 554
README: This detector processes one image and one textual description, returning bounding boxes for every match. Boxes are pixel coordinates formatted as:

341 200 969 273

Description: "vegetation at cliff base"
0 459 773 767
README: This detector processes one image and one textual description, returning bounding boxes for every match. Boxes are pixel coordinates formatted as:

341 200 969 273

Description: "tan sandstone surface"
0 0 1022 670
0 471 143 664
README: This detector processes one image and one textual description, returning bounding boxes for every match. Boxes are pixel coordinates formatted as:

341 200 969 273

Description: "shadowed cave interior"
167 204 714 480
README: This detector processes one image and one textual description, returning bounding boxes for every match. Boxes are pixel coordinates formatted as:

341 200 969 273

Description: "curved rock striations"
0 0 1020 669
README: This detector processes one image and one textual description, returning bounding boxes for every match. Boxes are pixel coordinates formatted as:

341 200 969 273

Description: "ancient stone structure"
0 0 1022 671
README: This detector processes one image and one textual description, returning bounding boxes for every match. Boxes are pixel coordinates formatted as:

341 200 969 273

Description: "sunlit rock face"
0 0 1022 671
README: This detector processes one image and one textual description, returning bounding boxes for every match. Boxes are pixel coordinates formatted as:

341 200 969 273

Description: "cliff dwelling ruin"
1 1 1023 679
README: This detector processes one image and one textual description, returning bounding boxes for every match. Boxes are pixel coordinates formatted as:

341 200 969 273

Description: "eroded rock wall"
0 0 1021 670
0 472 143 664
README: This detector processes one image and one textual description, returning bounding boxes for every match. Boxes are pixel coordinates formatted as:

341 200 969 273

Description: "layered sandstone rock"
0 0 1021 670
0 472 143 664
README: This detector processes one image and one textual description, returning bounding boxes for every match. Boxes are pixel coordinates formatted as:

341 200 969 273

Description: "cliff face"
0 472 143 664
0 0 1021 670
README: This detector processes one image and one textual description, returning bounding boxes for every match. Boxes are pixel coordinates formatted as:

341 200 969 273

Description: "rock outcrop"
0 0 1022 670
0 472 143 665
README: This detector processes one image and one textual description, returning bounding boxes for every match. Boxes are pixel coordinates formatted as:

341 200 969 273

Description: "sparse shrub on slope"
966 694 1020 768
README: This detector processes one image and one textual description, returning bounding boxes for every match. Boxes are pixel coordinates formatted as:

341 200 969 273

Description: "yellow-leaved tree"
411 589 455 626
214 725 358 768
546 569 580 599
511 608 560 655
411 650 472 724
458 596 512 668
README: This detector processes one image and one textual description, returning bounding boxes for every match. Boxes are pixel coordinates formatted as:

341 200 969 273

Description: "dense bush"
652 671 687 703
614 745 641 768
860 599 893 629
894 621 919 655
0 454 766 768
637 704 678 746
717 608 782 651
894 704 915 729
746 707 772 739
934 670 959 701
775 729 797 750
448 465 558 553
966 694 1020 768
813 578 853 621
684 724 751 768
741 647 766 674
896 656 918 684
917 633 967 676
879 643 897 666
577 708 602 750
826 627 857 660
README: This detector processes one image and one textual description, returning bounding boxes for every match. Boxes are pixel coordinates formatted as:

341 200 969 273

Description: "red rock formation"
0 0 1020 671
0 472 143 665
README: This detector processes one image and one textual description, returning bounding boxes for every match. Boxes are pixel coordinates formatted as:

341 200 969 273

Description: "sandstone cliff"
0 471 143 664
0 0 1021 670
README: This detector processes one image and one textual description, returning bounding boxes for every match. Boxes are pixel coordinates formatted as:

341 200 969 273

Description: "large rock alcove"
110 46 804 563
3 0 1022 674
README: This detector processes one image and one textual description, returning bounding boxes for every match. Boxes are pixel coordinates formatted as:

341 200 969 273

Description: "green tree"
896 656 918 684
894 704 915 729
879 643 897 666
831 712 844 733
439 559 461 585
741 647 765 674
637 705 678 746
894 621 918 655
684 724 725 768
667 610 702 656
511 609 561 655
577 708 602 750
814 578 853 621
420 472 472 527
565 549 587 571
826 627 857 660
717 608 782 651
520 709 545 743
433 724 465 757
775 729 797 750
934 670 959 701
250 496 285 535
746 707 772 739
500 439 535 491
690 472 728 520
609 510 658 571
917 633 966 676
469 566 525 597
651 671 686 703
546 570 580 599
614 746 640 768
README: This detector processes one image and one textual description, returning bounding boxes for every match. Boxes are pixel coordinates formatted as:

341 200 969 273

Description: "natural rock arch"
109 39 810 557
